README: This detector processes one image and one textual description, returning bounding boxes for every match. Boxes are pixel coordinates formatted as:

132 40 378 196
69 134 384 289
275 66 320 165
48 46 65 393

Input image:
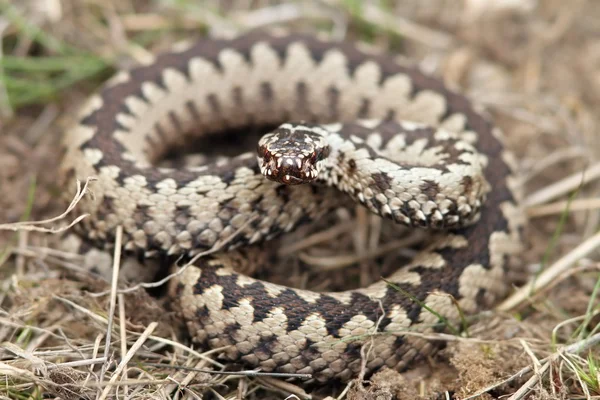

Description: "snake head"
257 123 330 185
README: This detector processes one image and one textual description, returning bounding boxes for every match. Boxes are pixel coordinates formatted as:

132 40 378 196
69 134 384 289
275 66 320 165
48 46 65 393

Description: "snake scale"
59 31 525 382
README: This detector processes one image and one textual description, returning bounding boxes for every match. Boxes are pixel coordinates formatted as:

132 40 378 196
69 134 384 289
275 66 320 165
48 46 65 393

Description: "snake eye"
311 146 330 162
257 144 270 160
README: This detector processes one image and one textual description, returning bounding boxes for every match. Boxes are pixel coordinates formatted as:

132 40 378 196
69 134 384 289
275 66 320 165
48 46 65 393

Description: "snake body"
60 31 524 382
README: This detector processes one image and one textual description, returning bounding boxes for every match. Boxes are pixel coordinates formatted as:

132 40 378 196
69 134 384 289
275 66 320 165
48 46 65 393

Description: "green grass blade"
384 279 461 336
1 2 70 54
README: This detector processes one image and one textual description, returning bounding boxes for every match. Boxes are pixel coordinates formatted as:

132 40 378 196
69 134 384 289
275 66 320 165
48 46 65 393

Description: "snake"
59 31 525 382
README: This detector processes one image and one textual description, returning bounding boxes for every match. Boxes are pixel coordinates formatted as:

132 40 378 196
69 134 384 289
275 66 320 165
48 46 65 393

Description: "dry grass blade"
99 225 123 388
521 147 588 183
232 3 337 29
0 361 37 380
525 162 600 207
278 220 354 256
0 18 14 119
0 178 94 233
298 235 424 270
117 293 129 396
506 362 551 400
527 198 600 217
97 322 158 400
48 357 107 369
359 3 453 48
1 341 46 373
464 332 600 399
52 295 226 368
498 230 600 311
256 376 311 400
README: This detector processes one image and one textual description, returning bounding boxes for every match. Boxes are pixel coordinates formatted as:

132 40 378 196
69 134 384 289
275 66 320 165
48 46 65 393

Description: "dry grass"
2 0 600 399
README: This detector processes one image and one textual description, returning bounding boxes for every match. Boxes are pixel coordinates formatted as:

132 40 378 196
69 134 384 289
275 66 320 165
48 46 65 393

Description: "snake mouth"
277 173 306 185
258 155 318 185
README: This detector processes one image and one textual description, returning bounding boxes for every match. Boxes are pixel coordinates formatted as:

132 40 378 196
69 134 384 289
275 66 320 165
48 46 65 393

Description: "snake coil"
60 31 525 382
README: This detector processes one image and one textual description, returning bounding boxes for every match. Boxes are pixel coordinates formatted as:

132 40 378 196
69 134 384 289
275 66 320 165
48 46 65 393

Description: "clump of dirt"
348 369 421 400
448 340 523 398
7 272 176 346
46 367 96 400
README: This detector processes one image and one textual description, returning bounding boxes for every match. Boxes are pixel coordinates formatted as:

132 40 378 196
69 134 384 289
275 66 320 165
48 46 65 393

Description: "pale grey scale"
60 32 525 383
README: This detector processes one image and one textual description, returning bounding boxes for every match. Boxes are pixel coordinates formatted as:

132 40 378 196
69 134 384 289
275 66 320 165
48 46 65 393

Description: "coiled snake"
60 31 525 382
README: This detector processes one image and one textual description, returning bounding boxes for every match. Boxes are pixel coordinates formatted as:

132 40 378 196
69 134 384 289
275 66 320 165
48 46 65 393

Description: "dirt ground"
1 1 600 399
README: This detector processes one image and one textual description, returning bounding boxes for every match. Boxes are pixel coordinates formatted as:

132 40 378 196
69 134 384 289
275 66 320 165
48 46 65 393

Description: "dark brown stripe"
168 110 184 134
185 100 201 123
